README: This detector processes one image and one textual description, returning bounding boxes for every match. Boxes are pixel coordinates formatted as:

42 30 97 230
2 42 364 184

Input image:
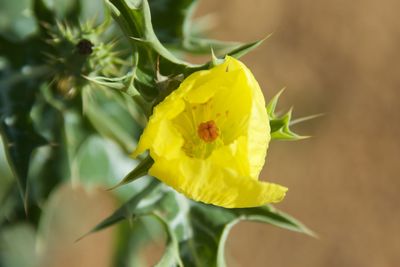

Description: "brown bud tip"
76 39 94 55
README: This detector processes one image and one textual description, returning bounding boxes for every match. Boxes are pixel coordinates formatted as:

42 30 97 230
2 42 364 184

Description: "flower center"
197 120 219 143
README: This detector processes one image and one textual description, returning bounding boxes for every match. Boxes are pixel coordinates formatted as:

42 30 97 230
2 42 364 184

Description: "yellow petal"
239 59 271 177
132 92 185 158
133 56 287 208
149 154 287 208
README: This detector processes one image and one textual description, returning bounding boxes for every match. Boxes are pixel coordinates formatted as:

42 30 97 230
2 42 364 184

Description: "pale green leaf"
153 213 183 267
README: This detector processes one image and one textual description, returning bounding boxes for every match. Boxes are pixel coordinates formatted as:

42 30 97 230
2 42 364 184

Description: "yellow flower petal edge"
133 56 288 208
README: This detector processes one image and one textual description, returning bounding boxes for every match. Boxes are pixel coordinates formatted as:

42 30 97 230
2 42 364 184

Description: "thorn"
290 113 325 126
275 87 286 100
75 231 91 243
295 135 311 140
106 182 122 191
267 88 286 114
210 47 222 66
286 107 294 117
261 32 274 42
129 36 149 44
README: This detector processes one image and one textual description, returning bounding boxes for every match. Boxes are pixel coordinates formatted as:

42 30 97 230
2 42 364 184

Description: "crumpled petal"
149 152 287 208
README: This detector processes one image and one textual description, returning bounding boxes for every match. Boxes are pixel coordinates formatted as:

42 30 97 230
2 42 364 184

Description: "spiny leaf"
290 113 324 126
215 205 315 266
105 0 272 105
80 183 313 265
183 37 241 55
195 203 314 266
81 86 140 152
227 35 271 59
151 189 314 267
106 0 195 68
108 156 154 190
266 88 285 116
232 205 315 237
148 0 241 55
0 66 50 212
77 178 160 241
270 109 309 140
84 75 129 90
84 73 152 119
184 37 273 76
0 120 47 213
267 89 310 141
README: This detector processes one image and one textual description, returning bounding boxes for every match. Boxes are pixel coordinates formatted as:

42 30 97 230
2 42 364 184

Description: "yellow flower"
133 56 287 208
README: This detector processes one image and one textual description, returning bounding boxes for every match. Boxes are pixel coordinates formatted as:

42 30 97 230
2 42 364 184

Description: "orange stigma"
198 120 219 142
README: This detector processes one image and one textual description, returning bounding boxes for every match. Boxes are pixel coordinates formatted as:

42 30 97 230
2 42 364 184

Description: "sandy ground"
195 0 400 266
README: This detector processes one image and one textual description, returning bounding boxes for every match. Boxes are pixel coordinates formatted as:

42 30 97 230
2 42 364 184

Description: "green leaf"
152 189 314 267
267 89 310 141
0 68 49 211
106 0 195 69
182 37 240 55
227 35 270 59
109 156 154 190
84 73 151 114
0 223 37 267
148 0 197 44
0 56 57 214
82 86 140 152
152 213 183 267
0 138 18 225
105 0 224 107
231 205 315 236
270 109 308 140
29 95 70 202
78 178 160 240
0 0 38 41
84 182 313 266
186 37 271 76
148 0 240 55
84 75 130 90
185 203 314 267
104 0 271 106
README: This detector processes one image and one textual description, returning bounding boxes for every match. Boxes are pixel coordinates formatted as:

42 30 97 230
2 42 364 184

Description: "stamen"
198 120 219 142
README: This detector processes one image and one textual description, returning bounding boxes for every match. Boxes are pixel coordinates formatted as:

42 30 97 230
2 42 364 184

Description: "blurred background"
196 0 400 266
1 0 399 266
